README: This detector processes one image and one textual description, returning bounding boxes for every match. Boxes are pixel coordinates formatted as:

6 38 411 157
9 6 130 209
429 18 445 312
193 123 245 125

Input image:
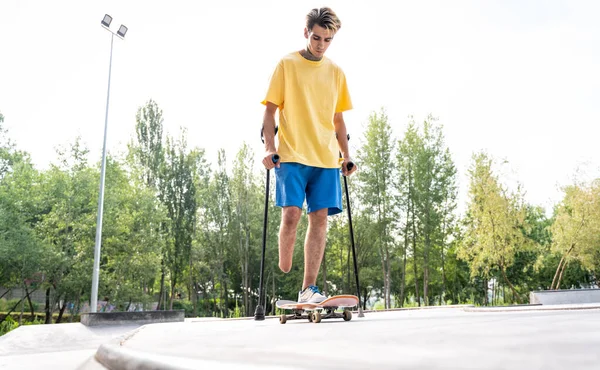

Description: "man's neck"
300 48 322 62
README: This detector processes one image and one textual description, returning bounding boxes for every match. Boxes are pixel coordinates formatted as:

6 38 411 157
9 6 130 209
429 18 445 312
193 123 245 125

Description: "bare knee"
281 207 302 228
308 208 328 228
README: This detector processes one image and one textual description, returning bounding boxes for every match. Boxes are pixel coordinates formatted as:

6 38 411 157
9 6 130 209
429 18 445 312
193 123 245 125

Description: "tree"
0 154 47 325
36 138 98 322
130 99 164 189
411 116 457 305
0 112 28 181
99 156 165 311
160 131 198 310
357 109 395 309
459 152 531 303
550 180 600 289
504 205 553 296
395 122 420 306
230 143 260 315
128 100 168 309
187 147 211 317
203 149 232 316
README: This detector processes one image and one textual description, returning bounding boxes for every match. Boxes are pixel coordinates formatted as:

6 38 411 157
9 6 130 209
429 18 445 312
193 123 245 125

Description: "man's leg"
279 206 302 273
302 208 328 290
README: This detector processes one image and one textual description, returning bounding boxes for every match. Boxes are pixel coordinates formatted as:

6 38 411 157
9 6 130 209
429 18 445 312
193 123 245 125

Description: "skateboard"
275 295 359 324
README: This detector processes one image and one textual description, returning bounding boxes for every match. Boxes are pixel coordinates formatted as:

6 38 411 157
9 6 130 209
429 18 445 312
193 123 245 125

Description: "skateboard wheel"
280 315 287 324
308 312 313 322
312 311 322 323
343 309 352 321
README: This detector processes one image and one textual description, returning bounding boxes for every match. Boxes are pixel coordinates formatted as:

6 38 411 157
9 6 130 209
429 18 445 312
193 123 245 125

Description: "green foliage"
0 299 22 312
22 317 44 326
0 102 597 322
131 99 164 188
230 143 259 316
549 180 600 288
172 299 194 317
459 152 538 303
390 115 459 307
100 157 164 309
230 301 243 319
0 151 48 306
0 315 19 336
356 109 396 308
35 139 97 314
161 132 198 303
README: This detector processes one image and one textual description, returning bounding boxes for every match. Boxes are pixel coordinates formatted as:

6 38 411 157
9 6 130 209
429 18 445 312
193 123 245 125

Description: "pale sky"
1 0 599 215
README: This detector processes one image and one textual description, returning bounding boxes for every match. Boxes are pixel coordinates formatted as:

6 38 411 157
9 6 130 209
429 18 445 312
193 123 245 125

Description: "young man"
261 7 357 304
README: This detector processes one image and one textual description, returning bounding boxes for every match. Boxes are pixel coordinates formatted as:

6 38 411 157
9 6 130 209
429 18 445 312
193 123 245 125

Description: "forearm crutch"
255 127 279 321
340 133 364 317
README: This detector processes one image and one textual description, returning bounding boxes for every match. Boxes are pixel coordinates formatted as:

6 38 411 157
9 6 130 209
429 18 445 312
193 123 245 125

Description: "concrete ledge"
80 310 184 327
95 343 203 370
530 289 600 305
360 304 474 314
93 342 274 370
465 303 600 312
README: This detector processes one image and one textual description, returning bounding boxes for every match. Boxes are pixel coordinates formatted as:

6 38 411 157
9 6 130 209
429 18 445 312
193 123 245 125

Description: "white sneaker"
298 285 327 304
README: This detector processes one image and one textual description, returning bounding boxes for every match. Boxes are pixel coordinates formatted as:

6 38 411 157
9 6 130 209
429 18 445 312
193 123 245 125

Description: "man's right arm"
262 102 279 169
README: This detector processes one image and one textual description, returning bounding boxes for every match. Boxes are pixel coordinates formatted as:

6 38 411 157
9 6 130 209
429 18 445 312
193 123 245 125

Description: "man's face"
304 24 335 58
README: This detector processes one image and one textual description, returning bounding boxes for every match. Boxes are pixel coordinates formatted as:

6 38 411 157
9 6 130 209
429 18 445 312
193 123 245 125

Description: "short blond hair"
306 7 341 32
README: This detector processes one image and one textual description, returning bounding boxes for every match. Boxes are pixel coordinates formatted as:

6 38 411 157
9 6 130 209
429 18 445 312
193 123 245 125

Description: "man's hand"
263 151 280 170
341 157 357 176
334 112 356 176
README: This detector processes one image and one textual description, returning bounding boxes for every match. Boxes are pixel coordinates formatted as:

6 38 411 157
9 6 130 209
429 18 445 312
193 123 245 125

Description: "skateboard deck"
275 295 359 324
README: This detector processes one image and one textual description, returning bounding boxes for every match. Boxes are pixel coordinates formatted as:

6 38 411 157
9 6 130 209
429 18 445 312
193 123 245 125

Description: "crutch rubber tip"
254 305 265 321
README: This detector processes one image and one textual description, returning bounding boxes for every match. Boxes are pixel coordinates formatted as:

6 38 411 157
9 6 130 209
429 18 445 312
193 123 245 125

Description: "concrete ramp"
0 322 140 369
86 305 600 370
3 304 600 369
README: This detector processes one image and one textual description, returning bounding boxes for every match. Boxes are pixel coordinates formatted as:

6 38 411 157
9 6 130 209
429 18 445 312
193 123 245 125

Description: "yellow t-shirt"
262 52 353 168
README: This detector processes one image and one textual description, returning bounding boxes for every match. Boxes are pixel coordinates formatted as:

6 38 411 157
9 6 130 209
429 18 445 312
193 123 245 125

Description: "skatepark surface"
1 303 599 369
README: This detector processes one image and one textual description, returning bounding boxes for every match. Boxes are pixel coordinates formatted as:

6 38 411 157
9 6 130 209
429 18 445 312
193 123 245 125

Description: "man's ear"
304 27 309 39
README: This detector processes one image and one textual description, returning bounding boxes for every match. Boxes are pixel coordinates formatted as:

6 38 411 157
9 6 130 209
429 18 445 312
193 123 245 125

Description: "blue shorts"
274 163 342 216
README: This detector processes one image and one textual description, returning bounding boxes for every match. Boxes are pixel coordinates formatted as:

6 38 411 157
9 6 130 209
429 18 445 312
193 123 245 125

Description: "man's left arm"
334 112 357 176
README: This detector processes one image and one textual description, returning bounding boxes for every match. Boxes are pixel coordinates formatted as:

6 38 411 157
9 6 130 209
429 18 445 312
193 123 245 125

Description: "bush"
0 298 22 312
0 312 81 324
23 317 44 326
229 302 243 319
0 316 46 337
172 300 194 317
0 297 39 313
0 316 19 336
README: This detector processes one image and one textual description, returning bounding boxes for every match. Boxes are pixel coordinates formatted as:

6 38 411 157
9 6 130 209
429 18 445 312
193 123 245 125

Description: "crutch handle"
272 154 280 164
346 162 354 171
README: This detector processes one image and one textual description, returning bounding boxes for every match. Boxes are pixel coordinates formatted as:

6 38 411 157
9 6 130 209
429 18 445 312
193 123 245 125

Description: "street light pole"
91 15 127 313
